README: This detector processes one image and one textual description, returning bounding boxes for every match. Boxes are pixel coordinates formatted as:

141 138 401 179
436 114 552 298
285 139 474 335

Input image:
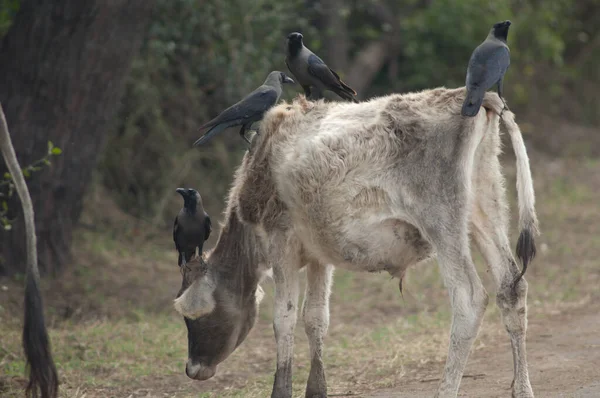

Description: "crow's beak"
176 188 186 197
504 20 512 27
283 75 295 85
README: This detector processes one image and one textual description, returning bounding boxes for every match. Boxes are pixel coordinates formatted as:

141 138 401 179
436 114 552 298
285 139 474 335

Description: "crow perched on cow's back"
193 71 295 146
173 188 211 267
462 20 512 117
285 32 358 103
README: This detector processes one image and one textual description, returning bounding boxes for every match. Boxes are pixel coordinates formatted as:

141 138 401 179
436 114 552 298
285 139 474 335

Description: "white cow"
174 87 538 398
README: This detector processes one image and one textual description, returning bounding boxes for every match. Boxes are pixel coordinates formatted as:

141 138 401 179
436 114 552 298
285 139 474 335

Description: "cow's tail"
501 109 539 288
0 105 59 398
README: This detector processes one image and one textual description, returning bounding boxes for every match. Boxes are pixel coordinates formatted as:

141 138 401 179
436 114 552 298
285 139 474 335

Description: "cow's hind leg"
427 221 489 398
271 236 301 398
302 261 333 398
472 190 534 396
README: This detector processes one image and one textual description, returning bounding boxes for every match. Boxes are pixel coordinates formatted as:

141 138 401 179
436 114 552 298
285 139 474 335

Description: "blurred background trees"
0 0 154 275
0 0 598 276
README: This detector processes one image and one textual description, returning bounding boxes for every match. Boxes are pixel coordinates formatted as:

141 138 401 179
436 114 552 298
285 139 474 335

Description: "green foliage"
0 141 61 230
0 0 19 37
101 0 314 219
96 0 599 223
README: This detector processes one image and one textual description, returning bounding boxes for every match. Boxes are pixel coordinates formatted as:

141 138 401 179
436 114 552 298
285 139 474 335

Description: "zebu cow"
174 87 539 398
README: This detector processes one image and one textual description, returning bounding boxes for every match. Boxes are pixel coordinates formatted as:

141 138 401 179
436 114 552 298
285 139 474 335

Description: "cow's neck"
207 207 261 300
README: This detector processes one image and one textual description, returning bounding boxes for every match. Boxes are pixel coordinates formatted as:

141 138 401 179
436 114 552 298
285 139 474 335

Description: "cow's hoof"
511 380 534 398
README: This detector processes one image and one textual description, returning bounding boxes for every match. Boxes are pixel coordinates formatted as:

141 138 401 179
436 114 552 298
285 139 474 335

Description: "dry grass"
1 142 600 397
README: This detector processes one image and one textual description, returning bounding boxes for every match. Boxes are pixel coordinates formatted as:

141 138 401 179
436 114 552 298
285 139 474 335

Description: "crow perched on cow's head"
173 188 211 267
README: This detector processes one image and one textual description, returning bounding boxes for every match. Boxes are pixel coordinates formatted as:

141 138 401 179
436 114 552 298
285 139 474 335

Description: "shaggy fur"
176 87 539 398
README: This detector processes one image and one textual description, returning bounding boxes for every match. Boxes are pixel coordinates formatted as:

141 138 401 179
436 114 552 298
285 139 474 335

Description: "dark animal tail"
461 88 484 117
24 273 59 398
500 109 540 287
0 105 58 398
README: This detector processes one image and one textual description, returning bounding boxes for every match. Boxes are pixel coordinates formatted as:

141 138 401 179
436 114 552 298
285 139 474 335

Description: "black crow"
285 32 358 102
462 20 512 117
173 188 211 267
193 71 295 146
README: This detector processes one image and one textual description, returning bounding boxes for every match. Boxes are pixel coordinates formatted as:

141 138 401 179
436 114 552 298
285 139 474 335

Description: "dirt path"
366 303 600 398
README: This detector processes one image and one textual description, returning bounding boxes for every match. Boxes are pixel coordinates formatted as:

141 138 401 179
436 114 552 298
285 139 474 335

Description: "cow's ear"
174 274 216 319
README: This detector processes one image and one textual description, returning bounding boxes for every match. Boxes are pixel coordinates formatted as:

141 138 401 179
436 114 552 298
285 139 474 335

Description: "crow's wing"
173 216 182 252
466 44 510 90
327 66 357 95
198 87 279 131
204 213 212 242
285 58 293 76
307 54 345 90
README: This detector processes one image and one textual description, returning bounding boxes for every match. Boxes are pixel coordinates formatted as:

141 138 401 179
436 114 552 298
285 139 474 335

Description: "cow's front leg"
271 257 300 398
303 261 333 398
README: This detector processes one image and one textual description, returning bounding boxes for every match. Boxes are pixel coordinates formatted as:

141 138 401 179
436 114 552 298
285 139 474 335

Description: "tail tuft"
23 273 59 398
513 227 537 287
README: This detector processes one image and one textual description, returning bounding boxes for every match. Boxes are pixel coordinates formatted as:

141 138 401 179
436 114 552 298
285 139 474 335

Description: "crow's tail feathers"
329 68 357 96
334 87 359 103
193 123 232 147
339 79 357 96
461 89 484 117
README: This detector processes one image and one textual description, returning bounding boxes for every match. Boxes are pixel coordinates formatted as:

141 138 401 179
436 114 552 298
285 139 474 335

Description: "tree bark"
320 0 349 71
0 0 155 276
318 0 403 98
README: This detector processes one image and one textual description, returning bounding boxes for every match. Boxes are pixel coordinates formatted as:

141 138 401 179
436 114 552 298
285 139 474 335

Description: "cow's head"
174 254 265 380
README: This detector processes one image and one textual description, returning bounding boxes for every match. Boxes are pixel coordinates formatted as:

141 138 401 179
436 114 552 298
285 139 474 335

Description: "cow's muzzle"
185 359 217 381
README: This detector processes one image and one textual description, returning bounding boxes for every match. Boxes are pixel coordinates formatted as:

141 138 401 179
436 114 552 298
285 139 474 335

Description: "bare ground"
367 301 600 398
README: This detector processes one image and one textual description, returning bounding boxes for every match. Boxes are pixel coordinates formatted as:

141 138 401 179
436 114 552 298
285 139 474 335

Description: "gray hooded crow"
173 188 211 267
193 71 295 146
462 20 512 117
285 32 358 103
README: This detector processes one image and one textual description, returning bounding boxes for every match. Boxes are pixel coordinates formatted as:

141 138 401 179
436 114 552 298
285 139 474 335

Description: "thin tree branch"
0 106 37 280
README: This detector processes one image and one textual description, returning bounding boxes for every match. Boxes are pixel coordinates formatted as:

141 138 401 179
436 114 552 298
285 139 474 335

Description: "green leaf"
1 201 7 211
47 141 54 152
22 169 30 178
3 224 11 231
3 172 10 179
51 147 62 155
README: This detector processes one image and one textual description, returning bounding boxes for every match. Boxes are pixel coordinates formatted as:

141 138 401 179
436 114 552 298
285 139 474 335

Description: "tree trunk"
317 0 403 99
0 0 154 276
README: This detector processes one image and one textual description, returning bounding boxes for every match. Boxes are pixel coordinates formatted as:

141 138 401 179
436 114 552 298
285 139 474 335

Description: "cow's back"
238 89 504 274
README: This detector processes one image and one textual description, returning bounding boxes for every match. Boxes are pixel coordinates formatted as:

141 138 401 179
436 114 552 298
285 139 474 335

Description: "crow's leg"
310 87 324 101
239 123 252 145
302 85 312 99
498 78 509 116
